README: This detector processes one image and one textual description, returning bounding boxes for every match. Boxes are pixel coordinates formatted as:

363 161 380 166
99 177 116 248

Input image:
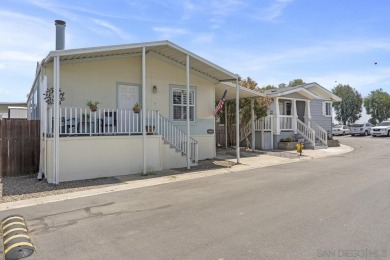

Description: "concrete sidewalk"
0 145 353 211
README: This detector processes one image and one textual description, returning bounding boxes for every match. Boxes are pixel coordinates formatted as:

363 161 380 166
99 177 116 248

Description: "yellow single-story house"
27 22 261 183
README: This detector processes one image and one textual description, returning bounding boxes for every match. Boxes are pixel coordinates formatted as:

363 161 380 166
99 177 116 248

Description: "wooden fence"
0 119 40 177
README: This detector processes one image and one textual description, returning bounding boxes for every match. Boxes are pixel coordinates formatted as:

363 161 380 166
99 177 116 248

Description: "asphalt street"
1 135 390 259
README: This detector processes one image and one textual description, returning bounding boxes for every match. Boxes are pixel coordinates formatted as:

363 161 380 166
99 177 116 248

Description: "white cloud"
181 0 197 19
91 19 134 41
259 0 293 22
192 33 215 44
153 27 188 39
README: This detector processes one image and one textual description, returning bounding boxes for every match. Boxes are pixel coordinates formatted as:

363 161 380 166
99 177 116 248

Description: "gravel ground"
0 159 236 204
0 150 297 204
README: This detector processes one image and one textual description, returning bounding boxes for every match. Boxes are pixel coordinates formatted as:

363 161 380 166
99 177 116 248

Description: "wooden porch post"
251 98 255 150
292 98 297 134
235 78 240 164
274 97 280 135
186 54 190 170
305 100 312 128
260 117 265 150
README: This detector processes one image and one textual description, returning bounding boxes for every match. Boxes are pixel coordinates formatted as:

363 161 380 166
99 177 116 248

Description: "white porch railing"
254 116 273 131
46 106 198 164
279 116 293 130
297 119 315 147
308 119 328 146
157 114 198 164
47 107 151 136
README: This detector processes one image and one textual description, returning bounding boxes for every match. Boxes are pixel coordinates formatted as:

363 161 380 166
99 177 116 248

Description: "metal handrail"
157 113 198 163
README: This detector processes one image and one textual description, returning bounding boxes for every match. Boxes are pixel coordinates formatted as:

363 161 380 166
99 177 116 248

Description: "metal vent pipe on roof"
55 20 66 50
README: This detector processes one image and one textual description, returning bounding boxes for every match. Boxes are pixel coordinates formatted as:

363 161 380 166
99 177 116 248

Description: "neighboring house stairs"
241 116 328 150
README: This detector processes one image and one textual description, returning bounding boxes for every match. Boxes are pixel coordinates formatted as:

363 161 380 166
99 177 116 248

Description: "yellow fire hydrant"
296 142 304 155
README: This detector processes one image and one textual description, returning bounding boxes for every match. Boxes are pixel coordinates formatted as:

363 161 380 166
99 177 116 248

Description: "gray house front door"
296 101 305 122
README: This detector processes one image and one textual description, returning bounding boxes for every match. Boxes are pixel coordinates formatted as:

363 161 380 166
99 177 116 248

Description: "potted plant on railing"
145 125 155 135
133 103 140 113
86 100 99 112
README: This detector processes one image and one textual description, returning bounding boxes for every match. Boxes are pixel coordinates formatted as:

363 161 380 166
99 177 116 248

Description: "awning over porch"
216 82 265 101
44 40 238 83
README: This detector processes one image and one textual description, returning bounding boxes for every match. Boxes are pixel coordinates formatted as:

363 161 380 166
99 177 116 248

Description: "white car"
371 121 390 137
350 123 373 136
332 125 350 136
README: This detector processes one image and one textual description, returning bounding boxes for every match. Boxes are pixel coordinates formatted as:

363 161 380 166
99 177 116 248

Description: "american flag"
214 89 227 116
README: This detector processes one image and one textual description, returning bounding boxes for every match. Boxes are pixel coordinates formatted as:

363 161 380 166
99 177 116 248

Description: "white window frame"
171 88 196 122
323 101 332 117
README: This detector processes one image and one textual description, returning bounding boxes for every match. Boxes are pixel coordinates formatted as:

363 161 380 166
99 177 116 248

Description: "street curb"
0 145 354 211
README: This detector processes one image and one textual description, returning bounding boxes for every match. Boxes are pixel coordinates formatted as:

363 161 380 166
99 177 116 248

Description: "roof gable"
264 82 342 102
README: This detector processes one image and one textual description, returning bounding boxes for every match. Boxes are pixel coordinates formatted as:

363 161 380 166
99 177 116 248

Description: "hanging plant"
44 87 65 105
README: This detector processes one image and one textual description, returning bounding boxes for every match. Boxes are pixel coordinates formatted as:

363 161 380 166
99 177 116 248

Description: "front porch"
43 106 199 182
252 115 328 150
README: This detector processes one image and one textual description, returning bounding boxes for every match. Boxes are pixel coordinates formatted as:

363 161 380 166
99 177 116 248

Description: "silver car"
350 123 373 136
332 125 350 136
371 121 390 137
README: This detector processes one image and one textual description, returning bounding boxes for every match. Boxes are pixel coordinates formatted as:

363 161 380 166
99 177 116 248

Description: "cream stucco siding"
45 55 215 116
44 53 217 163
45 136 162 183
45 134 204 183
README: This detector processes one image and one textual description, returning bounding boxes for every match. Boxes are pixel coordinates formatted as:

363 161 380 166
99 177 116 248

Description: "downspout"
235 78 240 163
142 46 146 175
186 54 190 169
37 64 46 180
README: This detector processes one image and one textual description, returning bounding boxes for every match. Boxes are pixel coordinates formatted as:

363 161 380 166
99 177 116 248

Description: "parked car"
350 123 373 136
332 125 350 136
371 121 390 137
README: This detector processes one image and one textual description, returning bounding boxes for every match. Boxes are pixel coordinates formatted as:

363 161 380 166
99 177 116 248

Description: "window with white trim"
172 88 195 121
323 101 332 117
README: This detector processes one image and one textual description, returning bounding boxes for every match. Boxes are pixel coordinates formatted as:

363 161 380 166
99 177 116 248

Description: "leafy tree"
364 89 390 124
332 84 363 125
263 84 276 90
278 79 305 88
219 77 272 147
287 79 305 87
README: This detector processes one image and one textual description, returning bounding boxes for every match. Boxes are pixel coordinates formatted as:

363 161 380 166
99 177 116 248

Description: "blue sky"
1 0 390 112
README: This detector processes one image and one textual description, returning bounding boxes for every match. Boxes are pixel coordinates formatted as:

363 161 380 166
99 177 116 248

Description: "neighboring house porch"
240 83 342 150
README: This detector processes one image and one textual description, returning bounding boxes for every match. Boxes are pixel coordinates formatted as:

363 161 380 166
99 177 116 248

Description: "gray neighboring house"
250 82 341 150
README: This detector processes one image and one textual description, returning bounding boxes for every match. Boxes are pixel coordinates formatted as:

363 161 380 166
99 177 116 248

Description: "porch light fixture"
152 85 158 94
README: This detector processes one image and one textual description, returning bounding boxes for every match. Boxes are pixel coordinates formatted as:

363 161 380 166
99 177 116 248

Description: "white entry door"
117 84 140 133
117 84 139 109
